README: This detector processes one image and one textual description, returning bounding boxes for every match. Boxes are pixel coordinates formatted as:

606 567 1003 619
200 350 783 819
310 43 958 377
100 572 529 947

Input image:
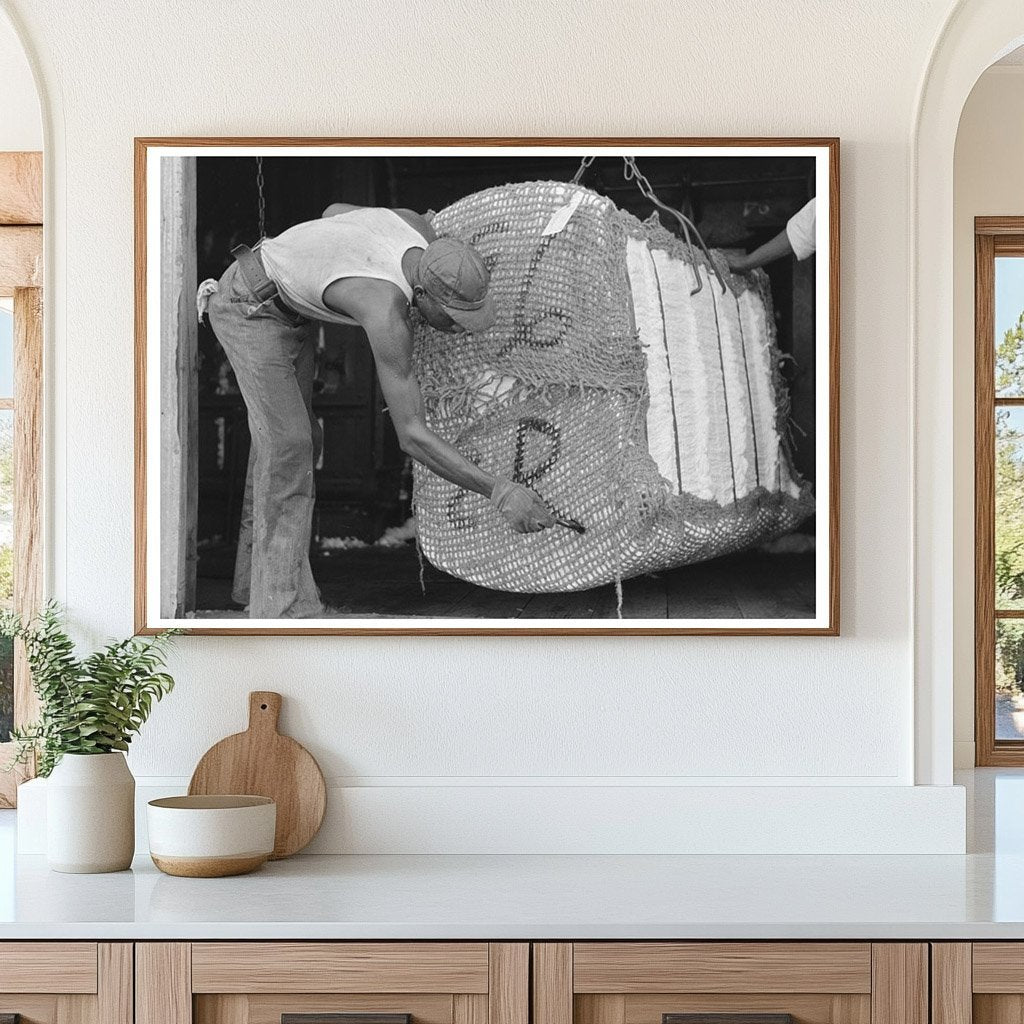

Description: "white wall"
952 65 1024 767
0 8 39 151
0 0 978 852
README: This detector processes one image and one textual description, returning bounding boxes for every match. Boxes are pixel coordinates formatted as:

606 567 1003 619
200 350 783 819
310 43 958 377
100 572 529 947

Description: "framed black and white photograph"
135 138 838 635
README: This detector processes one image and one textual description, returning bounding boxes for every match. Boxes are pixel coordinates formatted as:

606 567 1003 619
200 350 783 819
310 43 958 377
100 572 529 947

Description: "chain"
255 155 266 241
570 155 595 186
622 156 724 296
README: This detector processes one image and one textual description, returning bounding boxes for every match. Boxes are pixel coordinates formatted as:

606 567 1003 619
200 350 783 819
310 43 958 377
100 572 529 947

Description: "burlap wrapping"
412 181 814 593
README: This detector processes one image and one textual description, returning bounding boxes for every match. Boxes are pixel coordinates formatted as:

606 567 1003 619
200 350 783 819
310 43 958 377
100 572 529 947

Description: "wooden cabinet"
0 943 131 1024
532 944 928 1024
136 944 528 1024
931 943 1024 1024
0 938 961 1024
926 943 1024 1024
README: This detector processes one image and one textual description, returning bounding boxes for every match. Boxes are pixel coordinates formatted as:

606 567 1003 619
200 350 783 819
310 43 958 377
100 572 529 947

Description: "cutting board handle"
248 691 282 734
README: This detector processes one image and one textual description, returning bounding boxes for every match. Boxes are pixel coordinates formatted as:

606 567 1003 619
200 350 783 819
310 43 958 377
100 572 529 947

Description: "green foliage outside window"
0 633 11 742
996 312 1024 694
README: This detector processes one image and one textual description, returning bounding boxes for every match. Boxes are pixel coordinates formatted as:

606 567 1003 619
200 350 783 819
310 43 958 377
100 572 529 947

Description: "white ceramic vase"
46 752 135 873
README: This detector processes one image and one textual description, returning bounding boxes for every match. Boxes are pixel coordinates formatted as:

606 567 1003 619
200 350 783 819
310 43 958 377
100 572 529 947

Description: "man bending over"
201 203 554 619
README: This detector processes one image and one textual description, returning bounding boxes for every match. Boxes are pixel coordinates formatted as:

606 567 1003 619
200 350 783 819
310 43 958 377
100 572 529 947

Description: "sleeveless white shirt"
259 208 430 325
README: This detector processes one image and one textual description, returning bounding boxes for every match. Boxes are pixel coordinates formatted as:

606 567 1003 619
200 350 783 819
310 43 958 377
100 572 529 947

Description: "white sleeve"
785 198 817 261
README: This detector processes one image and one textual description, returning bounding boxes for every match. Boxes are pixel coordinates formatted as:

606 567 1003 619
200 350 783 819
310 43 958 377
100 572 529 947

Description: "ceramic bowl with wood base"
147 795 276 877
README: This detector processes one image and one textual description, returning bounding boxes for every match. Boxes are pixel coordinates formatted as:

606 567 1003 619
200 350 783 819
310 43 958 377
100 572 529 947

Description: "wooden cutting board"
188 691 326 859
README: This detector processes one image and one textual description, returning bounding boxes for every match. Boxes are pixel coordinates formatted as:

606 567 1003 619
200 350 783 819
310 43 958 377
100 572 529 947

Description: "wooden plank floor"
196 546 816 620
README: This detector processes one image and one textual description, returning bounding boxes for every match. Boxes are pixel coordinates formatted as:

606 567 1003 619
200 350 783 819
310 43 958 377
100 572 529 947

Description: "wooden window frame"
0 151 43 806
975 217 1024 765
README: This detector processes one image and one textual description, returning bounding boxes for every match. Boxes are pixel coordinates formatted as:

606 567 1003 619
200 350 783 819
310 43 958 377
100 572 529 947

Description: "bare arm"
726 228 795 273
322 281 555 533
362 306 497 498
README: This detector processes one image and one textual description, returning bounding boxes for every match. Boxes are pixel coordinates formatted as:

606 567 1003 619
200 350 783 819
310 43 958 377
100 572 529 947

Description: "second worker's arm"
726 227 795 273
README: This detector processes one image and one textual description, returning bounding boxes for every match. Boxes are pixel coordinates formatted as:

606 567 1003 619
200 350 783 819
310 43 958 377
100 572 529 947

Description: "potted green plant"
2 603 178 873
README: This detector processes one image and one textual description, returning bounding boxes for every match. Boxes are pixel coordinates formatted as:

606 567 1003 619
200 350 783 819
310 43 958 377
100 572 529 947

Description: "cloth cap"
418 237 497 332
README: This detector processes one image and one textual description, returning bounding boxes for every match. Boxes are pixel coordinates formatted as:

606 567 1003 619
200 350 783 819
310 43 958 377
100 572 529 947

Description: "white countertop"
0 849 1021 940
1 769 1022 941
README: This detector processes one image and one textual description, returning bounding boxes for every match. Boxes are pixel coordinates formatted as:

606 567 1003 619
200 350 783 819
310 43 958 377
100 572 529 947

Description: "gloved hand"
724 250 750 274
711 251 748 298
490 477 556 534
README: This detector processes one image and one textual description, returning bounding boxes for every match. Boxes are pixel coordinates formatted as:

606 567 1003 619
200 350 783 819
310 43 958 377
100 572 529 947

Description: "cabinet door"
0 943 131 1024
533 944 928 1024
940 943 1024 1024
137 943 528 1024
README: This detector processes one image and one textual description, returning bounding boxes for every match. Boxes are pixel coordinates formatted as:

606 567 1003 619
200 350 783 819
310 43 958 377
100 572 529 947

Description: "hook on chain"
622 156 725 296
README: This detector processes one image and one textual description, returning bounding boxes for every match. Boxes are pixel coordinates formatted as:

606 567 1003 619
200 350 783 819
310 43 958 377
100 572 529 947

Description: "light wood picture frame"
135 137 839 636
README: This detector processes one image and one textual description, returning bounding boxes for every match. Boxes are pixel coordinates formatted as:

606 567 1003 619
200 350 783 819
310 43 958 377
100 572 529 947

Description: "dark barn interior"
194 155 817 618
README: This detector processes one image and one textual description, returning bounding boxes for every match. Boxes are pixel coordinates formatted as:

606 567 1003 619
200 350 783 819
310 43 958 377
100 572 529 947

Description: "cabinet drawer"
533 944 926 1024
191 944 491 994
935 942 1024 1024
140 943 528 1024
0 942 98 994
572 944 871 994
973 943 1024 992
0 943 130 1024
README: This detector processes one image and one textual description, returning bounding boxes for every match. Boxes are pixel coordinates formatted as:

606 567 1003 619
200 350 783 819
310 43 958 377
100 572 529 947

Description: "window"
975 219 1024 764
0 150 43 806
0 287 42 806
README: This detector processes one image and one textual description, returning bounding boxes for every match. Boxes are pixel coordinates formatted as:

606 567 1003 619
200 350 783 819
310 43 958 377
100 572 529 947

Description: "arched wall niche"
913 0 1024 785
0 7 42 150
